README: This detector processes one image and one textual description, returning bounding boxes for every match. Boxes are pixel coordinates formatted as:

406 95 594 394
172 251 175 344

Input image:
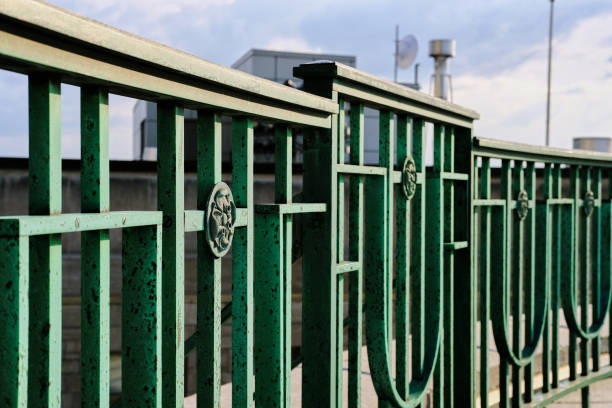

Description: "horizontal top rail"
0 0 337 127
0 211 162 236
294 61 479 127
474 137 612 166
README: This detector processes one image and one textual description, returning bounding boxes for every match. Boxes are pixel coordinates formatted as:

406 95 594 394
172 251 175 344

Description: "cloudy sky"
1 0 611 159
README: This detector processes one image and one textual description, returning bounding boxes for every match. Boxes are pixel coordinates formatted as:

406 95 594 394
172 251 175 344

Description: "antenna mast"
545 0 555 146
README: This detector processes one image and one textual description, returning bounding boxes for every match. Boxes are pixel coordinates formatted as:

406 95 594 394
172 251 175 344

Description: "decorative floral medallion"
584 190 595 217
206 182 236 258
401 156 417 200
516 190 529 221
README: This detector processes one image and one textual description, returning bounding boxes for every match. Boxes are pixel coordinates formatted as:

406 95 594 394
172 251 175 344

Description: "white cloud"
264 37 322 53
454 12 612 149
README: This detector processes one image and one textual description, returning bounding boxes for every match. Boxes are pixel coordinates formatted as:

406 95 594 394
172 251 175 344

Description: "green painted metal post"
121 225 162 408
396 114 411 401
196 111 222 408
335 100 345 408
592 168 603 372
432 124 445 408
541 164 553 394
453 125 475 408
301 88 338 408
0 232 29 408
552 165 562 389
28 75 62 408
254 214 286 406
499 159 512 408
443 126 455 408
511 161 525 408
254 124 293 407
479 157 492 408
80 86 110 407
232 117 254 408
411 119 426 408
157 103 185 408
348 103 364 408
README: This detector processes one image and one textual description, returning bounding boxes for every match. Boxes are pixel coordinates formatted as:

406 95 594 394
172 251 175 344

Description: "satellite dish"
397 34 418 69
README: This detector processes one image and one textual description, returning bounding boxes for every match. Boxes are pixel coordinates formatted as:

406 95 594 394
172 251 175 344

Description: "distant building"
132 49 356 164
231 48 356 87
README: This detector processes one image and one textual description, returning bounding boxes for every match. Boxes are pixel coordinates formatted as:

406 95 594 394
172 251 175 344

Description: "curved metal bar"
490 202 550 368
561 201 612 340
364 236 442 407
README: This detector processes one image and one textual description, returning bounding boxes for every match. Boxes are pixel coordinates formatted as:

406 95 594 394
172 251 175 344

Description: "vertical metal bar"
348 103 364 408
432 123 445 408
121 225 162 408
541 164 553 394
282 213 292 408
302 104 338 407
524 162 535 403
511 161 525 408
157 103 185 408
443 126 455 408
336 101 345 408
411 119 426 396
196 111 222 408
0 233 29 408
380 110 394 351
232 117 255 408
275 125 293 203
453 124 474 408
580 167 591 407
28 75 62 408
604 170 612 370
254 214 285 406
499 159 512 408
278 126 293 408
552 164 562 388
452 124 475 408
396 114 411 401
378 110 394 408
568 167 579 381
592 168 602 372
480 157 491 408
80 86 110 407
255 124 293 407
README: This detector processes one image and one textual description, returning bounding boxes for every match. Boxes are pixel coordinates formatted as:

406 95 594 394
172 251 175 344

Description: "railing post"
0 231 29 407
80 86 110 407
453 126 476 407
300 79 338 408
28 74 62 408
157 103 185 408
196 111 222 408
231 117 255 408
121 225 162 407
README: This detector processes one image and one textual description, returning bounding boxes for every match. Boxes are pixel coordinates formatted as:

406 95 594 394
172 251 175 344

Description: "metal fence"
0 1 610 407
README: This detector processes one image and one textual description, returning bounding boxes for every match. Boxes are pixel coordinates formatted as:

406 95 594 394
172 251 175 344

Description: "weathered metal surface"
0 233 28 408
80 86 110 408
157 103 185 408
28 75 63 408
231 118 254 408
121 225 162 407
196 111 223 408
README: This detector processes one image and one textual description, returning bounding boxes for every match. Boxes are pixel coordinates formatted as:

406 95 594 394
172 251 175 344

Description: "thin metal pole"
545 0 554 146
394 24 399 83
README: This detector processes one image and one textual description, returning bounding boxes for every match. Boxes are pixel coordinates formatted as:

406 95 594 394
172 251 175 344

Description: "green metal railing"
1 1 611 407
